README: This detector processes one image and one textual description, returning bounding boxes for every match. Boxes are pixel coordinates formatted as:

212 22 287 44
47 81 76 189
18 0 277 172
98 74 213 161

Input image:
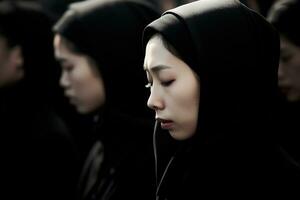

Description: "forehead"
54 34 77 58
144 36 174 69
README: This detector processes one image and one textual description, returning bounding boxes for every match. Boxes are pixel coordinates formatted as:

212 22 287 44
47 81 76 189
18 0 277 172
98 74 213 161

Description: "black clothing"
79 110 155 200
0 84 79 200
143 0 284 198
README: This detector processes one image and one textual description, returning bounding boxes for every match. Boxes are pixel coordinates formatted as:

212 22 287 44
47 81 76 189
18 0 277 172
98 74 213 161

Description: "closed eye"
161 80 174 87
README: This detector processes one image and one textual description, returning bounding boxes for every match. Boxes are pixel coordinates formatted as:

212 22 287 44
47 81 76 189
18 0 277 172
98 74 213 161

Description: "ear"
9 45 24 69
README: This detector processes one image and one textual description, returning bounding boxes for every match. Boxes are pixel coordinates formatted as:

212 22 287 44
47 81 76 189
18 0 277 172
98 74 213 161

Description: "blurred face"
278 35 300 102
54 34 106 114
0 35 24 88
144 35 200 140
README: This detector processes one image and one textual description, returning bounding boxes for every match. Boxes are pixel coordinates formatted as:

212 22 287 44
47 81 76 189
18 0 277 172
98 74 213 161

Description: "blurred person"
53 0 160 199
268 0 300 182
0 1 79 200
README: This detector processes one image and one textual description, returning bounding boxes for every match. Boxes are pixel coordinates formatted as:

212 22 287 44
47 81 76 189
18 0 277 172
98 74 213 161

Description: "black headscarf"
268 0 300 47
54 0 160 119
143 0 281 197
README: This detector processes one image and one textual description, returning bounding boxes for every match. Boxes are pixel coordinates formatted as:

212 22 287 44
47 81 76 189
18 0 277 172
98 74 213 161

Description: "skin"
0 35 24 88
278 35 300 102
144 35 200 140
54 34 106 114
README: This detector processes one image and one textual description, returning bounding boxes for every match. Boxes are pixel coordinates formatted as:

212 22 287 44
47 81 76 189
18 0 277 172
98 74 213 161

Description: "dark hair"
268 0 300 46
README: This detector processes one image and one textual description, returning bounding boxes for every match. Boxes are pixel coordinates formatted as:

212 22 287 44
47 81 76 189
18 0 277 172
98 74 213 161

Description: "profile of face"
0 35 24 88
278 35 300 102
144 35 200 140
54 34 106 114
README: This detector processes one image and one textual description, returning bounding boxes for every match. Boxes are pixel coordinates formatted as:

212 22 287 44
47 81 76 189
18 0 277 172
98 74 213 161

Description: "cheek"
287 61 300 85
174 81 199 127
82 75 106 106
71 68 94 91
293 60 300 82
177 80 199 112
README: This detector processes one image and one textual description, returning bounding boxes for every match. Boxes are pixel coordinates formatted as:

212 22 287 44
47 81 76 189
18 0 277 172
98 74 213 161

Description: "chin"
287 93 300 102
169 130 194 141
76 106 92 114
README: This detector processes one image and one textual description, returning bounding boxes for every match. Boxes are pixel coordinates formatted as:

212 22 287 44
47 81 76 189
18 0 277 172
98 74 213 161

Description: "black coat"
78 110 155 200
0 83 79 200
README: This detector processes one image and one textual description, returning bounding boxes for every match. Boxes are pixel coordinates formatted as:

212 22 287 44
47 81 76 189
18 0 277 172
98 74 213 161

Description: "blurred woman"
53 0 159 199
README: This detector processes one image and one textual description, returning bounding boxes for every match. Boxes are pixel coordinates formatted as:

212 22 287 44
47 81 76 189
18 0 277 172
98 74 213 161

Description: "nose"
59 71 70 89
278 62 284 82
147 87 164 111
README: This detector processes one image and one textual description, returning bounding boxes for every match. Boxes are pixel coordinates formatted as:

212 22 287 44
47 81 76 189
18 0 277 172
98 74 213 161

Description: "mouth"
69 98 77 105
65 94 77 105
279 83 291 95
156 117 174 130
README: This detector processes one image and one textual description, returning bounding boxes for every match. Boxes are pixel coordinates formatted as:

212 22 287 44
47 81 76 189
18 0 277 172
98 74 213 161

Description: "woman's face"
0 35 24 88
279 35 300 102
144 36 200 140
54 34 106 114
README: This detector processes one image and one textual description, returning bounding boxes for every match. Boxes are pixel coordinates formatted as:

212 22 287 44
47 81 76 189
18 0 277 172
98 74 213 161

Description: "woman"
143 0 282 198
0 1 78 200
53 0 159 199
267 0 300 182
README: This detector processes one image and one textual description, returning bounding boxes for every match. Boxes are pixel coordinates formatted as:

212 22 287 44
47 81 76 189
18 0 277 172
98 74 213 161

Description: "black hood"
144 0 279 145
54 0 160 118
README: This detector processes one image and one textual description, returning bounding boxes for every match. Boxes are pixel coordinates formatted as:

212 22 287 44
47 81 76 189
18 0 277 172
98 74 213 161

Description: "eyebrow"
144 65 171 73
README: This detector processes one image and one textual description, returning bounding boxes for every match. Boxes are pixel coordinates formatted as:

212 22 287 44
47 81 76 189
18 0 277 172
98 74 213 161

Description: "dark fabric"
78 111 155 200
143 0 289 198
54 0 160 199
267 0 300 47
274 96 300 180
0 83 79 200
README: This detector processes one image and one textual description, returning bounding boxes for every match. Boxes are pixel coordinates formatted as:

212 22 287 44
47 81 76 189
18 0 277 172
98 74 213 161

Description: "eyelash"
161 80 174 87
145 80 174 88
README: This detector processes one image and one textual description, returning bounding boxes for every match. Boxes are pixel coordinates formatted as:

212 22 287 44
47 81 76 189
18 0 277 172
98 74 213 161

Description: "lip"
279 83 291 95
69 98 77 105
66 95 77 105
156 117 174 130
